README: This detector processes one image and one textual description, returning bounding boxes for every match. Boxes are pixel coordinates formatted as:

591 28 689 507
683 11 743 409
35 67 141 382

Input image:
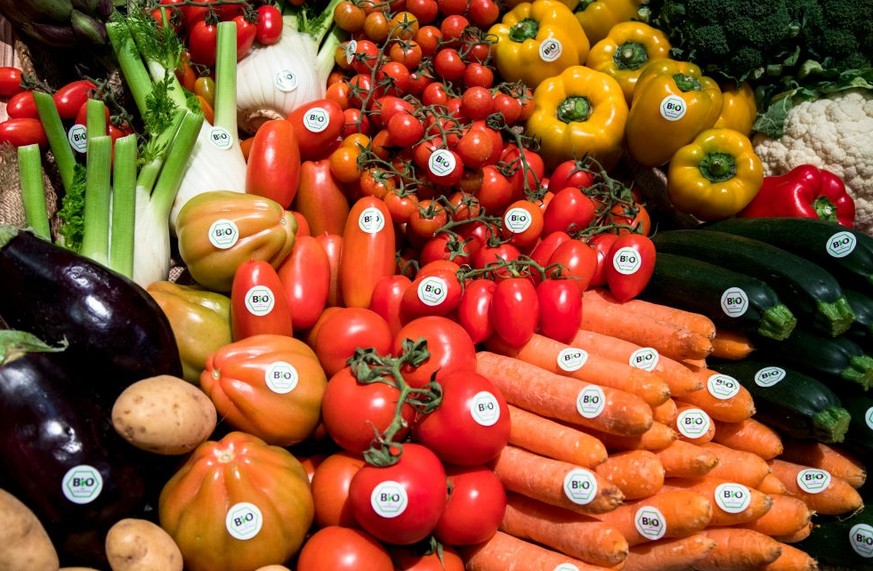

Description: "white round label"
563 468 597 505
611 246 642 275
634 506 666 540
428 148 456 176
68 124 87 153
850 523 873 558
796 468 831 494
866 406 873 430
370 480 408 518
714 482 752 513
244 285 276 316
345 39 357 65
676 408 711 439
720 286 749 317
576 385 605 419
62 465 103 504
357 206 385 234
504 207 533 234
274 70 299 92
557 347 588 372
417 275 448 307
539 38 562 62
469 391 501 426
754 366 786 387
207 219 240 249
207 126 233 150
660 95 687 121
553 565 580 571
303 107 330 133
827 231 856 258
265 361 299 394
706 373 741 400
225 502 263 540
629 347 659 371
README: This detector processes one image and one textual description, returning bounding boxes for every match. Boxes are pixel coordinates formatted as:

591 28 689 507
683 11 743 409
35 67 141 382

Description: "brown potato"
254 566 292 571
112 375 217 455
105 518 183 571
0 488 59 571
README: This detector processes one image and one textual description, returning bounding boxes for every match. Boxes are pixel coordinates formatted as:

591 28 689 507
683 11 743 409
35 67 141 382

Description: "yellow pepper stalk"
489 0 590 90
586 21 672 104
714 81 757 136
561 0 644 46
526 65 628 170
667 128 764 221
625 59 724 167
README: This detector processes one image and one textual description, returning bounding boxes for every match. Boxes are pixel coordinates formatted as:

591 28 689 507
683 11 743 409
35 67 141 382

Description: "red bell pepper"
738 164 855 227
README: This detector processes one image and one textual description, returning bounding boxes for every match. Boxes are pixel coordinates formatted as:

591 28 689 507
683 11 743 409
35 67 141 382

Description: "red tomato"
245 119 301 207
433 466 506 545
389 40 423 69
4 90 37 119
230 260 293 340
233 14 257 59
377 60 412 96
413 370 510 465
457 278 496 344
288 99 344 160
369 274 412 338
349 443 448 545
315 232 344 307
52 80 97 120
471 242 522 275
548 159 596 191
187 19 219 66
349 39 381 75
537 278 583 343
463 62 495 88
433 48 466 82
455 126 496 170
294 160 351 237
339 197 396 308
548 239 599 292
297 526 394 571
255 4 283 45
276 235 330 331
604 233 657 301
542 186 597 235
492 91 522 125
400 265 462 319
393 316 477 389
311 307 394 377
417 233 473 267
473 165 513 213
502 144 545 199
460 86 493 121
0 66 24 96
467 0 500 27
372 95 415 128
491 277 539 346
310 452 366 528
612 200 652 236
530 230 573 270
406 0 439 24
391 545 465 571
587 232 620 287
501 199 545 250
386 111 424 147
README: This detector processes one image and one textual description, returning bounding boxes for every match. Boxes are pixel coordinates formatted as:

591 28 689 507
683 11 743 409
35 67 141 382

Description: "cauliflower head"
753 89 873 233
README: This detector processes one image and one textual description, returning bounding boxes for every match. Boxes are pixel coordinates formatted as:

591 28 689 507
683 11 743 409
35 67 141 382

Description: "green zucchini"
839 392 873 454
754 327 873 392
709 359 851 443
640 253 796 340
797 505 873 570
707 216 873 293
651 229 855 337
845 289 873 349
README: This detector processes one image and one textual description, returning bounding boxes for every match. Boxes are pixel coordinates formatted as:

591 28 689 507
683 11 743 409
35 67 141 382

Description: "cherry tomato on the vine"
187 19 219 66
0 66 24 96
537 278 583 343
548 238 599 293
491 276 539 347
457 278 496 344
393 316 477 389
587 232 620 287
255 4 283 45
502 199 545 251
52 79 97 120
0 117 47 147
543 186 597 235
232 14 257 60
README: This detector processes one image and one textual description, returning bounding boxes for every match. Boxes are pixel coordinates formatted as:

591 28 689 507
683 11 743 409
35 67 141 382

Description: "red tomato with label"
230 260 293 340
605 234 656 301
548 159 596 191
391 545 464 571
369 274 412 338
287 99 344 160
297 526 394 571
491 277 539 347
537 279 583 343
311 306 394 377
310 452 366 528
457 278 496 344
542 186 597 235
348 443 448 545
255 4 283 45
276 235 330 330
433 466 506 546
400 265 462 319
246 119 301 208
339 197 396 308
52 80 96 120
587 233 620 287
413 370 510 465
393 316 477 389
501 199 545 250
548 239 599 293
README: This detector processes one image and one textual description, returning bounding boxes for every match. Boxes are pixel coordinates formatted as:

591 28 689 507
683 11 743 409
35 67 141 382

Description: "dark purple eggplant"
0 225 181 402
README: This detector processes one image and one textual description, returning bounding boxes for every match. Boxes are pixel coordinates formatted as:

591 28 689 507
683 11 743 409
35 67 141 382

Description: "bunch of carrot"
466 287 866 571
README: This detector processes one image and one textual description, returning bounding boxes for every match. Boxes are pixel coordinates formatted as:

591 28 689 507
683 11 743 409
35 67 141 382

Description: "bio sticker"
62 465 103 504
539 38 562 62
754 366 786 388
244 285 275 316
265 361 299 394
714 483 752 514
552 565 580 571
706 373 741 400
469 391 501 426
629 347 659 371
504 207 533 234
226 502 263 540
358 206 385 234
207 126 233 150
576 385 605 419
676 408 711 439
208 219 240 249
274 70 299 92
303 107 330 133
866 406 873 431
826 231 856 258
797 468 831 494
370 480 408 518
345 39 357 65
417 275 448 307
557 347 588 372
428 149 456 177
634 506 666 540
611 246 641 275
720 286 749 317
659 95 686 121
850 523 873 557
563 468 597 505
68 124 87 153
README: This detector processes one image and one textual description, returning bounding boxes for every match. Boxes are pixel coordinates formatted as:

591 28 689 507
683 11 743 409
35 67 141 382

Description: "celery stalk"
86 98 107 138
80 135 113 266
32 91 77 195
16 144 51 240
109 134 138 278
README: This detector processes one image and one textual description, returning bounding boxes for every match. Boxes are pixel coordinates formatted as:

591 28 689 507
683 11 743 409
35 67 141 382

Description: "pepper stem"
557 96 591 123
813 195 838 222
508 18 539 42
614 42 648 70
673 73 701 92
698 152 736 183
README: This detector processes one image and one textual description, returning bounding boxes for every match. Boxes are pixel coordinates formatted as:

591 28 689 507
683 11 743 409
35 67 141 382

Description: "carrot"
589 489 712 547
712 418 784 461
583 288 717 340
587 421 678 453
737 493 812 538
674 367 756 423
777 439 867 488
768 458 863 515
672 403 716 444
656 440 719 479
622 532 717 571
710 327 756 360
662 477 773 527
487 333 671 407
462 530 618 571
476 351 654 437
508 405 608 469
761 542 818 571
693 528 783 570
756 473 789 495
593 450 665 500
569 328 704 397
500 492 629 568
773 520 813 544
491 445 624 516
651 398 678 425
702 442 772 488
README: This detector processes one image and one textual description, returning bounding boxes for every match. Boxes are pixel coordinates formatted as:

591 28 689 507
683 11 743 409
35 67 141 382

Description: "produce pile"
0 0 871 570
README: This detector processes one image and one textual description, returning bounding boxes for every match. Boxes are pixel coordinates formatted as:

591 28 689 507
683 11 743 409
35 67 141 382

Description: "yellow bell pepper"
526 65 628 170
625 59 724 167
667 128 764 221
489 0 590 90
714 81 757 137
586 21 672 104
562 0 644 46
